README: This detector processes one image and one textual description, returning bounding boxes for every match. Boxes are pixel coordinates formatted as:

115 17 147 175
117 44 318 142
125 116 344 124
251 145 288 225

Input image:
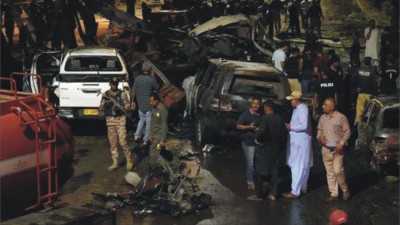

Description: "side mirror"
52 76 60 88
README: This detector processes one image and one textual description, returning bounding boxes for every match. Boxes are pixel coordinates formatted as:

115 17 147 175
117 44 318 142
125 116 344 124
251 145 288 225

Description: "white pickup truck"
28 47 129 119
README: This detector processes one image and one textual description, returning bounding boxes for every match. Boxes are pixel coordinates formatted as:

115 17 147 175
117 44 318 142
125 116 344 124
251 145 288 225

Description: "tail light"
386 136 400 149
372 136 399 163
209 98 232 112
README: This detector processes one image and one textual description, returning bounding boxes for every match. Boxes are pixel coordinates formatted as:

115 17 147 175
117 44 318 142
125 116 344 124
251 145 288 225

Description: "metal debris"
91 151 211 217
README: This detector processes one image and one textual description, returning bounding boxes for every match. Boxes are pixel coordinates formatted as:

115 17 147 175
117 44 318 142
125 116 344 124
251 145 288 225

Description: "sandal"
247 184 255 190
267 194 277 201
247 195 262 201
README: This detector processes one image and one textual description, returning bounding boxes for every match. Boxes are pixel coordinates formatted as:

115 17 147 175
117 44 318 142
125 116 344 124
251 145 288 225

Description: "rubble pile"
90 140 211 217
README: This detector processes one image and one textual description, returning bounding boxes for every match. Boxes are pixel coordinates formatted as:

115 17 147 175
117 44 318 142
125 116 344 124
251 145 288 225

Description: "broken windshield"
59 74 126 82
229 75 283 98
64 56 123 72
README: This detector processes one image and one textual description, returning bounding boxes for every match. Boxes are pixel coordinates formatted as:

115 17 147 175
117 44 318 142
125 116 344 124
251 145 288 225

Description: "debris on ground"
88 147 211 217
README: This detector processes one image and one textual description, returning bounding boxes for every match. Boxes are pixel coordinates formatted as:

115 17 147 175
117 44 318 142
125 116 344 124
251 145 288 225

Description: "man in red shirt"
313 46 329 81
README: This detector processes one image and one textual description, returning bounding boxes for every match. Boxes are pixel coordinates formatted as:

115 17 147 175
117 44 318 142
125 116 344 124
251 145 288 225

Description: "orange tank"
0 73 74 220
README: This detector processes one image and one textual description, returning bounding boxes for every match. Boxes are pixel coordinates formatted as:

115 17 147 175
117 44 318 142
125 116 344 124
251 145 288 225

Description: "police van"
28 47 130 119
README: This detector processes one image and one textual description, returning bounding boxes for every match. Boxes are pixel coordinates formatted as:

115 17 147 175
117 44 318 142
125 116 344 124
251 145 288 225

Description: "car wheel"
195 116 210 148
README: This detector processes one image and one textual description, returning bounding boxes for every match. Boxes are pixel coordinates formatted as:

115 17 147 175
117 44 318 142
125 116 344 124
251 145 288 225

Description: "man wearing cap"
283 91 313 199
317 98 351 202
99 76 134 171
131 62 159 146
330 209 348 225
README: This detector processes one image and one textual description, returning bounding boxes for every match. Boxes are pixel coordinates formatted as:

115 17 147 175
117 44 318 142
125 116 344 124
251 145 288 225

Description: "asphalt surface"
58 120 399 225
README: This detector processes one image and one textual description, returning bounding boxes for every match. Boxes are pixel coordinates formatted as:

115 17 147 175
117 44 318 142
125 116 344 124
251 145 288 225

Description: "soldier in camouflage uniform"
99 76 133 171
148 92 169 161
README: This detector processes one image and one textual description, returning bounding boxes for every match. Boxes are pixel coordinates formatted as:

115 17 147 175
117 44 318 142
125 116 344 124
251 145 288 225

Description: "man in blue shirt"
236 96 262 190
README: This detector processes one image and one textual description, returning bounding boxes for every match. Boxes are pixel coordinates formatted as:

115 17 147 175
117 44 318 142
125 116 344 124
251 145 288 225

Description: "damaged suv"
358 96 400 174
188 59 291 147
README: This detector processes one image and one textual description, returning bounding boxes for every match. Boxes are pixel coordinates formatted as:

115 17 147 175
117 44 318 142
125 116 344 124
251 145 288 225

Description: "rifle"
97 91 136 123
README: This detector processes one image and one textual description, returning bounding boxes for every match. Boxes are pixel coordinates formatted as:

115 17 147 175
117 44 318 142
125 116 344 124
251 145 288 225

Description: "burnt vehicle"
187 59 291 147
358 96 400 174
190 14 273 61
149 9 193 30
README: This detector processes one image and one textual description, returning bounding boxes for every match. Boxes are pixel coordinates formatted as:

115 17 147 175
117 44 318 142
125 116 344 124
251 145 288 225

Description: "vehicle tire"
195 116 211 148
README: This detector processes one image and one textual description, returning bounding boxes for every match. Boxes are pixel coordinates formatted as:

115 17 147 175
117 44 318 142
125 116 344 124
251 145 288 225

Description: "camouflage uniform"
99 89 131 160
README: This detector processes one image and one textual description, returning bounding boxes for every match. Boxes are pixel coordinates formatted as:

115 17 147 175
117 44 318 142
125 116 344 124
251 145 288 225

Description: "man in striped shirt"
317 98 351 203
131 62 159 146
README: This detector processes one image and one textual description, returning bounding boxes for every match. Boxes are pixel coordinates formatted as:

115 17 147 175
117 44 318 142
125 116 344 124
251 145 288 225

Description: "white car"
29 47 129 119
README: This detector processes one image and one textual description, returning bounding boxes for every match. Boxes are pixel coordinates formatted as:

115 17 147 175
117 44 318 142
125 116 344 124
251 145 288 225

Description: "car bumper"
58 108 106 120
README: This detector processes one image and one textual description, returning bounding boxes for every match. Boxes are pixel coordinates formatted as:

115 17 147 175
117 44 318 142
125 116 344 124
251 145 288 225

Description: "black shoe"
135 138 143 143
325 196 338 203
143 140 151 147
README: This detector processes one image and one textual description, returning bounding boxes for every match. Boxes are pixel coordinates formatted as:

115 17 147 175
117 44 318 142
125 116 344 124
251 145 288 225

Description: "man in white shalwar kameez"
283 91 313 198
364 20 380 61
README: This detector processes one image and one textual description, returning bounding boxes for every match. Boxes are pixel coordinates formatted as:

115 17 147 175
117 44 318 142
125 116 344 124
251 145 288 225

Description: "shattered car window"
382 107 399 129
36 54 61 76
60 74 126 83
65 56 123 72
150 13 187 28
229 75 281 98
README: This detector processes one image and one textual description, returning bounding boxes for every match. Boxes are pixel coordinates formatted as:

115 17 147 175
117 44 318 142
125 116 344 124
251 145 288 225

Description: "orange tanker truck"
0 73 74 220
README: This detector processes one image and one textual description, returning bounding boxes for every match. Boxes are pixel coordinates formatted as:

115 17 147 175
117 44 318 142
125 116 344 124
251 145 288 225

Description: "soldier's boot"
108 156 119 171
126 157 133 171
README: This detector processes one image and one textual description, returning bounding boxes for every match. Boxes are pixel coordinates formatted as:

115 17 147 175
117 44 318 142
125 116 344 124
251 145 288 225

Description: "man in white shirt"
364 20 380 61
182 75 195 118
272 41 290 73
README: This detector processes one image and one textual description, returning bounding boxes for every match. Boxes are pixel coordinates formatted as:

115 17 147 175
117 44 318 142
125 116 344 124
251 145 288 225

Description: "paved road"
59 120 399 225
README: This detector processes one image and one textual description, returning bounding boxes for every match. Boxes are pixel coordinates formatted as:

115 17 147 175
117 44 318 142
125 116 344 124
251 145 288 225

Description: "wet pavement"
59 120 399 225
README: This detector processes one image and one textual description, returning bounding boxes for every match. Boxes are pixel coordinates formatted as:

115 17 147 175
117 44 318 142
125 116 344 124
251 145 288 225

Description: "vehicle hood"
189 14 249 36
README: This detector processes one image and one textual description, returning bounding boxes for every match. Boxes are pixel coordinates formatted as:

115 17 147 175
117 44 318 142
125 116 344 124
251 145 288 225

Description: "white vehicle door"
27 51 62 94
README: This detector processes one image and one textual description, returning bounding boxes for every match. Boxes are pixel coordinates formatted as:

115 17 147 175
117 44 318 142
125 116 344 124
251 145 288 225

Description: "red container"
0 73 74 220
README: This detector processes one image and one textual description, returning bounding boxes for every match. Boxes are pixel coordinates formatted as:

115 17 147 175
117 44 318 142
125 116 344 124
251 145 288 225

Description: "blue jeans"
135 110 152 142
301 79 314 94
242 142 255 185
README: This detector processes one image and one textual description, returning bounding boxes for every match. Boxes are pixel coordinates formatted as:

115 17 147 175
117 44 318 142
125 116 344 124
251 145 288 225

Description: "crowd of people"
271 21 398 124
1 0 98 50
231 0 399 207
238 89 351 203
1 0 398 211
